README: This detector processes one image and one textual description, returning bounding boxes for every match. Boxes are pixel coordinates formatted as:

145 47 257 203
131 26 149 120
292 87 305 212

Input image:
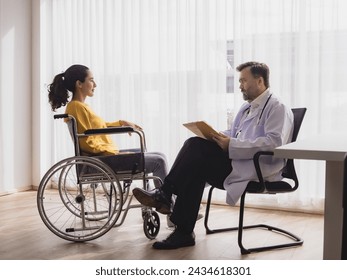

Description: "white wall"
32 0 49 188
0 0 32 194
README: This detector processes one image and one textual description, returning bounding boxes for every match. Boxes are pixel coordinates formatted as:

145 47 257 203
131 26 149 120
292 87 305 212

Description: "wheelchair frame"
37 114 162 242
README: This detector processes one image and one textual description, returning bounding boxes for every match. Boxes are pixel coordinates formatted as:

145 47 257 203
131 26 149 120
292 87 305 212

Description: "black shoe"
152 230 195 250
132 188 172 215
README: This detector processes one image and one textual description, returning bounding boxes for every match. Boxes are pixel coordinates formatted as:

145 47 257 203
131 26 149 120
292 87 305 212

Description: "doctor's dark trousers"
163 137 232 234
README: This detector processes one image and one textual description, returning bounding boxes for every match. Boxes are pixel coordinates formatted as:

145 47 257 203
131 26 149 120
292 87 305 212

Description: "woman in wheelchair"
36 64 171 242
48 64 168 188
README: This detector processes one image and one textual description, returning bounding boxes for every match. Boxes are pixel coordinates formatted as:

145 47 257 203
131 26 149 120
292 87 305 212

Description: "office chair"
204 108 307 254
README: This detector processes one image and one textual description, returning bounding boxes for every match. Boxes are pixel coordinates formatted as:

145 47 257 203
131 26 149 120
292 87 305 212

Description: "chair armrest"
84 127 147 152
253 151 274 186
84 126 135 135
54 114 136 135
54 113 147 152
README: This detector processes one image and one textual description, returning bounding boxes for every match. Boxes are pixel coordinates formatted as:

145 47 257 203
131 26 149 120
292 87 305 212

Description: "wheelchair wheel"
37 156 123 242
143 211 160 239
58 164 113 222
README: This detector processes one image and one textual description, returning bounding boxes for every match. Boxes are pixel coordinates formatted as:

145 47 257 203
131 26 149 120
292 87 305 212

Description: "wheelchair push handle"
54 114 69 119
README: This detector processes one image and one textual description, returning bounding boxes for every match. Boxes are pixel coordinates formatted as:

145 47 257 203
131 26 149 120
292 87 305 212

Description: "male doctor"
133 61 294 250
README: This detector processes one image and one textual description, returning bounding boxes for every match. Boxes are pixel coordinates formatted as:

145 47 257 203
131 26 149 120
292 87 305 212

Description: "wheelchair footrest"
84 211 109 215
66 226 101 233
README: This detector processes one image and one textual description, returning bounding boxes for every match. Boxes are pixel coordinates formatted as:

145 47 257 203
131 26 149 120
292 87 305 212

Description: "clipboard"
183 121 219 141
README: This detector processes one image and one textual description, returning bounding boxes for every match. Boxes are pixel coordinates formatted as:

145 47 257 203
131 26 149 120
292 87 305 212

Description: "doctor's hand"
212 132 230 152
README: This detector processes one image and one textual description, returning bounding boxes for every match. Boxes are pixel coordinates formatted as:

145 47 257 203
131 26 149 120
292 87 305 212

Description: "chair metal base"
204 186 304 255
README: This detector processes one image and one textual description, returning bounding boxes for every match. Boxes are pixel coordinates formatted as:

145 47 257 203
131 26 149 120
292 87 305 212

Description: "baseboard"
0 185 34 197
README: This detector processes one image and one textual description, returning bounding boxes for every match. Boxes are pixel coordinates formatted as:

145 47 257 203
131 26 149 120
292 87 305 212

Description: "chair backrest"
54 114 81 156
281 108 307 182
66 116 82 156
291 108 307 142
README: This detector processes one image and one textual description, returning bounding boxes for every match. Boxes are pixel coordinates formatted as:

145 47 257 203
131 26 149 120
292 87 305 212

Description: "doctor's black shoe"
132 187 172 215
152 230 196 250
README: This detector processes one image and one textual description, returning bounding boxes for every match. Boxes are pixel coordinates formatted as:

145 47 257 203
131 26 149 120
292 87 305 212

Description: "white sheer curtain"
41 0 231 176
40 0 347 213
232 0 347 212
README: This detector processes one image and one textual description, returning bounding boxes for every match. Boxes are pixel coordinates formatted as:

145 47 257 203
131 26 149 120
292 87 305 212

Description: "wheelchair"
37 114 162 242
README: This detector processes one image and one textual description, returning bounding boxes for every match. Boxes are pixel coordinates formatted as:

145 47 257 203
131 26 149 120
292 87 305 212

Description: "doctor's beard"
242 92 250 101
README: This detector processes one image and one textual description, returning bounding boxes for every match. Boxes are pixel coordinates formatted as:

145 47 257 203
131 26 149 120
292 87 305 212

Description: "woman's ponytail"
48 73 69 111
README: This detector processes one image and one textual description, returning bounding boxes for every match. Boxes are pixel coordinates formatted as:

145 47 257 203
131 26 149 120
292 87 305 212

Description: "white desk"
274 135 347 260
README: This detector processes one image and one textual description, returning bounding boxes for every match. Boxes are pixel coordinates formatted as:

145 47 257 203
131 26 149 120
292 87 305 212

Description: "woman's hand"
120 120 143 130
212 132 230 152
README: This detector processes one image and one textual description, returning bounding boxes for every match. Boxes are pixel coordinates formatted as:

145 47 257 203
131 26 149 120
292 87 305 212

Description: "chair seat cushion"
96 153 144 173
247 180 294 194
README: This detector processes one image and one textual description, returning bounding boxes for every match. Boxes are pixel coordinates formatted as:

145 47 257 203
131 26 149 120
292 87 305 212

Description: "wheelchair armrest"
84 126 135 135
84 127 147 152
252 151 274 186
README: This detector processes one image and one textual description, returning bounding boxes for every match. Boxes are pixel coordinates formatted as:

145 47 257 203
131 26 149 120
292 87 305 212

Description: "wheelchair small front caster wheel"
143 211 160 239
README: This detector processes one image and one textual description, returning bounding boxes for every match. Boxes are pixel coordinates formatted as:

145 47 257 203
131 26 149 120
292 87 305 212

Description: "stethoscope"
236 93 272 137
257 93 272 124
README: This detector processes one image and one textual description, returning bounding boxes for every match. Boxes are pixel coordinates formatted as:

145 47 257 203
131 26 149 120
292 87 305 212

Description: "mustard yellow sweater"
65 100 121 155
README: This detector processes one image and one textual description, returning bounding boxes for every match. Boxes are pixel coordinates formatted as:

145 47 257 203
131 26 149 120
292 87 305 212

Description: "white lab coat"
222 90 294 205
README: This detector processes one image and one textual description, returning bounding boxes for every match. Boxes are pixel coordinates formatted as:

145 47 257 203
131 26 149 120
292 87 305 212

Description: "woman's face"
79 70 97 97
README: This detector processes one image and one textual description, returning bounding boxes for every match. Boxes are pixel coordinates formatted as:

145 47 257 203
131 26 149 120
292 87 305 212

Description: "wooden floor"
0 190 324 260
